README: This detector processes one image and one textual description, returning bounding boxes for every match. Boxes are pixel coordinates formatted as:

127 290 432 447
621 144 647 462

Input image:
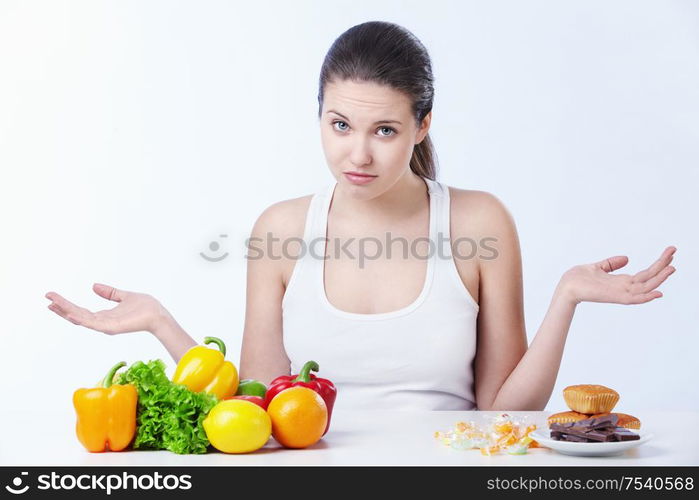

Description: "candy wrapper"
434 413 540 455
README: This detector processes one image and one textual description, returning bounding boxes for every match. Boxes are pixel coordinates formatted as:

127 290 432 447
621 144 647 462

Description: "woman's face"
320 79 431 197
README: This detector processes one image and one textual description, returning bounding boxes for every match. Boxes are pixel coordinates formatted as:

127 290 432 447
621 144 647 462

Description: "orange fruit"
267 386 327 448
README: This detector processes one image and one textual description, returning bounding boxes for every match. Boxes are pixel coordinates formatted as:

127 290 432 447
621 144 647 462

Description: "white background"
1 0 697 421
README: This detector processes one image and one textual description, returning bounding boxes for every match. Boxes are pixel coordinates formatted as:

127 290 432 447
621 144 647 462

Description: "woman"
45 21 676 411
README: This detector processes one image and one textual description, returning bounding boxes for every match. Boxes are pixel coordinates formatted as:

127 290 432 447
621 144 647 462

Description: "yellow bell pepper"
73 361 137 452
172 336 239 399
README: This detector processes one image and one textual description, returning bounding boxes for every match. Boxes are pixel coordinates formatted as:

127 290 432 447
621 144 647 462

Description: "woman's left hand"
558 246 677 306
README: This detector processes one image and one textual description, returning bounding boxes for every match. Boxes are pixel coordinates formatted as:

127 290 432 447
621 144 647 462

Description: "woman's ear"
415 111 432 144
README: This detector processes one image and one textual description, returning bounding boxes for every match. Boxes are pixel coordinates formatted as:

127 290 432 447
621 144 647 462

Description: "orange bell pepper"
73 361 138 452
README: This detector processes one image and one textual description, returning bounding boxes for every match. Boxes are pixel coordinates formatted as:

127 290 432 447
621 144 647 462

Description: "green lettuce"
115 359 218 454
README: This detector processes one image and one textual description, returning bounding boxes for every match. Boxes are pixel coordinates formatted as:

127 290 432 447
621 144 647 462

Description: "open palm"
45 283 163 335
562 246 676 305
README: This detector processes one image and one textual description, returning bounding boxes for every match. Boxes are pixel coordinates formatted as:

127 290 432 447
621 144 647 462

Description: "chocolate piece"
550 422 581 433
575 414 619 429
560 426 615 442
549 424 640 443
552 421 613 440
583 429 617 442
613 428 640 442
549 413 640 443
552 432 589 442
551 415 617 435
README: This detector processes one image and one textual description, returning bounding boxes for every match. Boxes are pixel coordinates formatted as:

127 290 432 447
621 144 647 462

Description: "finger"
598 255 629 273
46 293 85 315
47 303 73 322
628 290 663 304
45 291 64 303
48 302 114 333
48 303 87 325
92 283 125 302
633 247 675 283
633 246 677 283
46 294 97 326
635 265 676 293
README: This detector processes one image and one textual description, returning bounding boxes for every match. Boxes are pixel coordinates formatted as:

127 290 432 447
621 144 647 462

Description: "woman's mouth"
344 172 377 185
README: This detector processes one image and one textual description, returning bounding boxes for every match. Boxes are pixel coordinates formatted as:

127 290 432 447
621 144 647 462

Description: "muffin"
591 412 641 429
547 411 589 428
563 384 619 414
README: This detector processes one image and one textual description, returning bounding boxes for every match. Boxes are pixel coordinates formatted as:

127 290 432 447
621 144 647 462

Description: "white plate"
530 428 653 457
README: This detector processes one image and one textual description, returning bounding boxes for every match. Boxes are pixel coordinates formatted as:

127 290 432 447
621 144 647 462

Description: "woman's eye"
378 126 395 137
332 121 349 132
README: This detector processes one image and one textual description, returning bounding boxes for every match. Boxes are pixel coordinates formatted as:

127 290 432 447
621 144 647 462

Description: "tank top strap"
309 182 337 243
281 183 335 310
298 182 335 282
423 177 450 258
424 178 480 311
303 185 326 243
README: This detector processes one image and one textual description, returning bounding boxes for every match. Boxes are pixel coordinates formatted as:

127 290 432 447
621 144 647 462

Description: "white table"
2 409 698 466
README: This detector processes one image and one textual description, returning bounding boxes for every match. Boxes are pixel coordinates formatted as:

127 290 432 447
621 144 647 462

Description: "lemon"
203 399 272 453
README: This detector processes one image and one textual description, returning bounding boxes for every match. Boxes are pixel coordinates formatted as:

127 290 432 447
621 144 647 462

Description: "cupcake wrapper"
564 391 619 414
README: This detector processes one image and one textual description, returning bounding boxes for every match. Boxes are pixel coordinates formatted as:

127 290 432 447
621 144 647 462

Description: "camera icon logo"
5 472 29 494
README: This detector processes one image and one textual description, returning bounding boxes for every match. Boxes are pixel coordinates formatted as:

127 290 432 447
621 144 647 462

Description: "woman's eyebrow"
327 110 402 125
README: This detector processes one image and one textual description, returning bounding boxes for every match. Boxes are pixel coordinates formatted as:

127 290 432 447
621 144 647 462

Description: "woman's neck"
331 170 429 222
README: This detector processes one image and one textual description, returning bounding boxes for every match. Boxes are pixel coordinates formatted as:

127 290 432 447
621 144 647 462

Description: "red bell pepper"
225 395 268 410
265 360 336 436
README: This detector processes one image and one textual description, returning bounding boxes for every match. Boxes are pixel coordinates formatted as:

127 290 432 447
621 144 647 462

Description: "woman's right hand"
45 283 166 336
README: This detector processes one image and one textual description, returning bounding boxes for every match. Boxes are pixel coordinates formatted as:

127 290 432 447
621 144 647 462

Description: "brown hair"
317 21 438 180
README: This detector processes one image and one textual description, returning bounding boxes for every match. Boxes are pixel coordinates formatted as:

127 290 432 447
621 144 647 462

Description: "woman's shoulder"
445 185 517 236
250 193 314 242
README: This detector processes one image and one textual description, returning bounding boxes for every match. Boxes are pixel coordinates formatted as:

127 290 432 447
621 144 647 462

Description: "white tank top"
281 177 480 410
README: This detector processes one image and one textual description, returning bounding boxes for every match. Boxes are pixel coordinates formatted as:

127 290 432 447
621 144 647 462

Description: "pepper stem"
293 360 319 383
103 361 126 388
204 336 226 357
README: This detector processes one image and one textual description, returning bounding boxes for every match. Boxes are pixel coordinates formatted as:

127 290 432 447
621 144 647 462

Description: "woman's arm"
487 247 675 410
238 200 302 385
466 193 676 410
483 279 576 411
151 307 198 363
467 192 529 410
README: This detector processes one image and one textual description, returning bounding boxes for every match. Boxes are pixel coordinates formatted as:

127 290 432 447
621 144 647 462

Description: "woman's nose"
349 136 372 166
